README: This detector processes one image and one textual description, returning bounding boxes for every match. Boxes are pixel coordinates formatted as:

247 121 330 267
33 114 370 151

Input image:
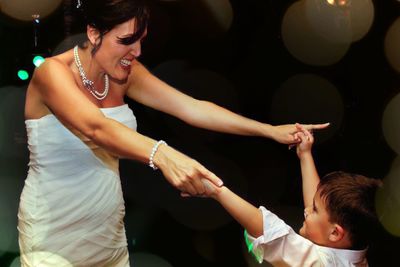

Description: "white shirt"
245 206 368 267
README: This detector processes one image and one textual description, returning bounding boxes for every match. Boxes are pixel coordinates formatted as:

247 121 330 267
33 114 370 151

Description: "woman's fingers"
304 122 330 131
297 131 306 142
190 172 207 195
200 167 223 187
180 179 218 198
179 180 198 196
163 147 222 196
201 178 218 194
296 124 312 141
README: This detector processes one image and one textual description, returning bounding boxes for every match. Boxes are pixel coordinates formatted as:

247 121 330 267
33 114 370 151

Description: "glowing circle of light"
269 74 343 144
176 0 233 38
0 0 63 21
0 175 24 255
382 92 400 155
33 56 45 67
0 86 27 159
376 157 400 237
17 70 29 81
347 0 374 42
305 0 374 43
152 60 239 143
201 0 234 33
305 0 352 44
281 1 350 66
9 255 20 267
384 17 400 73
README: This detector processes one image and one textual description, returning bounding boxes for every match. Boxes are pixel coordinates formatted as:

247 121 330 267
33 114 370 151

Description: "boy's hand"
295 123 314 158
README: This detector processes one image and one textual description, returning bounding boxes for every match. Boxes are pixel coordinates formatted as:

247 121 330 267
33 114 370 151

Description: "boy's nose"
304 206 311 218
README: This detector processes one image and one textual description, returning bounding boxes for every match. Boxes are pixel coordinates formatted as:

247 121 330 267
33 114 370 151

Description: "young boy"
198 124 382 266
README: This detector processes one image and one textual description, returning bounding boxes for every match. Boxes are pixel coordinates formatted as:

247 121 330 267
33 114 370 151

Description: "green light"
33 56 45 67
17 70 29 80
244 230 263 263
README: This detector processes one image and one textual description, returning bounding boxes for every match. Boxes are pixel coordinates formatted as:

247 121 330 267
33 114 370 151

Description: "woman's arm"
126 61 329 144
32 58 222 195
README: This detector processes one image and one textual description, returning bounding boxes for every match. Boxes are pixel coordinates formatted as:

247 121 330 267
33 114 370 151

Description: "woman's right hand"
153 144 224 196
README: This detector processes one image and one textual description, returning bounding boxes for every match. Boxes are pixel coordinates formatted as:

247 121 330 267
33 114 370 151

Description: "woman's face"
94 18 147 81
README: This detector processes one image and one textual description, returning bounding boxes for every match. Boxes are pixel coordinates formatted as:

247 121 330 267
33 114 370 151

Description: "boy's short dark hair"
317 171 383 249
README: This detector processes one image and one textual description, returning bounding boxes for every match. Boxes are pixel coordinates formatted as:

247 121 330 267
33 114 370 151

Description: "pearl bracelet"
149 140 167 170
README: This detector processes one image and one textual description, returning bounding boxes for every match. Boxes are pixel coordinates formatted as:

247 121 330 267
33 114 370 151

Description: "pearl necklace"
73 46 109 100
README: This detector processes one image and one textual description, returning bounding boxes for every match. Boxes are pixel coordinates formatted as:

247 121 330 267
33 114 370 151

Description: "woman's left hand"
270 122 330 145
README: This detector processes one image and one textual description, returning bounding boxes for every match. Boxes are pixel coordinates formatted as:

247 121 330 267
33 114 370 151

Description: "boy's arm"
299 152 320 208
296 124 320 208
201 183 263 238
202 181 323 266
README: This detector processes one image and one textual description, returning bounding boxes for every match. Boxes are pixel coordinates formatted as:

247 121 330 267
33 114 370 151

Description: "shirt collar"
318 245 368 264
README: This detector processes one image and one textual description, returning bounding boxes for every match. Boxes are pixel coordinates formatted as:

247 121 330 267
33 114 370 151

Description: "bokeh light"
305 0 374 43
32 56 45 67
172 0 233 38
384 17 400 73
0 174 24 255
0 178 18 256
382 92 400 155
9 255 20 267
346 0 374 42
0 0 63 22
152 60 239 143
376 157 400 237
326 0 351 7
201 0 233 33
305 0 352 44
269 74 343 143
17 70 29 81
0 86 27 159
130 252 173 267
281 1 350 66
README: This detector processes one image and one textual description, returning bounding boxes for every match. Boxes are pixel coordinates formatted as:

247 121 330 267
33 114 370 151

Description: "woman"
18 0 329 266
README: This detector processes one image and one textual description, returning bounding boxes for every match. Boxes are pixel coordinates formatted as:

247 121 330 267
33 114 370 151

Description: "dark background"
0 0 399 266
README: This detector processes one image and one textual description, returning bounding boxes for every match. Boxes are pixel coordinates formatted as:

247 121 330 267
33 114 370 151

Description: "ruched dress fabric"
18 104 136 267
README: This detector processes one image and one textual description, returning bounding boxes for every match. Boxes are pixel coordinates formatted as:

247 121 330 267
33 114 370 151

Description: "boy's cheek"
299 224 306 237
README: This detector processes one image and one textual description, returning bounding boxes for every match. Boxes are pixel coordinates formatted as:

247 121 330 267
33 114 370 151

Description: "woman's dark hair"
75 0 149 54
317 171 383 250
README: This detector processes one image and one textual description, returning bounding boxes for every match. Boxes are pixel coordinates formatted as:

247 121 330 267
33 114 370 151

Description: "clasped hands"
156 122 329 197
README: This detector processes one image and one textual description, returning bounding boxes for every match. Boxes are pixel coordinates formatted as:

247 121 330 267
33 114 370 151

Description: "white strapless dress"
18 104 137 267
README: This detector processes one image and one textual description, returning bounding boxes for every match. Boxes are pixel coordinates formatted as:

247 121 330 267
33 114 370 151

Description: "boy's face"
299 190 334 246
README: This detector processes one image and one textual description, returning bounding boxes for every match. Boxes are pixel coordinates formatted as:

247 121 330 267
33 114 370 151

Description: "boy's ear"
87 25 100 46
328 224 346 243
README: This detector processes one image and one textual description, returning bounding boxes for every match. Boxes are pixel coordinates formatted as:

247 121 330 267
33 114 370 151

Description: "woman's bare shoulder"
32 50 75 83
